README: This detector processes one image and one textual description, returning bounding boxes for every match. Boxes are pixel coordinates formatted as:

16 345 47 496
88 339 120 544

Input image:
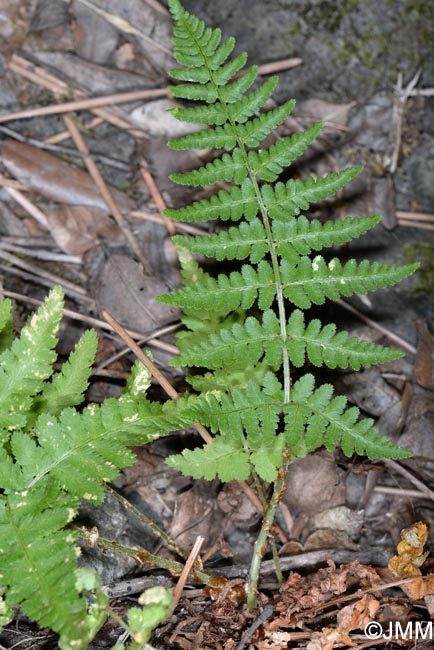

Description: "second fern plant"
160 0 417 607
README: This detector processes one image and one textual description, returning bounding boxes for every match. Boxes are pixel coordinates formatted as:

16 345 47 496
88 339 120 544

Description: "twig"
102 309 214 444
4 187 49 228
93 323 180 373
374 485 430 499
236 605 274 650
140 164 176 235
396 210 434 223
0 125 130 171
77 527 212 584
397 219 434 231
45 116 104 145
256 58 302 76
384 459 434 502
0 86 169 124
63 115 148 269
0 249 91 302
0 174 27 191
335 298 417 355
384 69 421 173
0 241 81 264
408 87 434 97
172 536 205 612
131 210 208 237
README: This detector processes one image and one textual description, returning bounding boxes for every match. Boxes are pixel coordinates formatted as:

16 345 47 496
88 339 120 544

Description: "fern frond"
173 215 380 264
30 329 98 424
286 309 403 369
281 257 418 309
0 297 13 352
168 99 296 151
284 374 411 460
175 310 281 369
171 122 323 187
273 215 381 263
23 398 190 502
0 286 62 433
261 168 361 219
171 76 279 126
0 486 91 649
159 260 275 314
166 436 251 481
164 178 257 222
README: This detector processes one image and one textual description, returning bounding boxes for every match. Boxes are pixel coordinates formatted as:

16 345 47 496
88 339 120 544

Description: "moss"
404 243 434 296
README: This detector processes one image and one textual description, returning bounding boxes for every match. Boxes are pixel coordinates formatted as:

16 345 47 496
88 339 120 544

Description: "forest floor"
0 1 433 649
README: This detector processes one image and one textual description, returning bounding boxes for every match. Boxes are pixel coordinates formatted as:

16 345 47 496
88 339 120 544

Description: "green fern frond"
164 0 414 494
0 286 63 433
282 257 418 309
261 167 361 219
0 486 90 649
164 178 257 222
173 215 380 264
0 298 13 352
30 329 98 424
284 374 412 460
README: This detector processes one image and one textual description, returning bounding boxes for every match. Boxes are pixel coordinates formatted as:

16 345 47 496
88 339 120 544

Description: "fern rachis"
160 0 418 608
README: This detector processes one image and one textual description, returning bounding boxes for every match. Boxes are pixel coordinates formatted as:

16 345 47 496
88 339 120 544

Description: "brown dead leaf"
297 98 353 127
169 483 221 551
29 0 69 32
336 594 380 640
72 0 119 64
89 252 180 334
401 575 434 602
0 141 132 211
414 321 434 390
44 205 120 255
389 521 429 578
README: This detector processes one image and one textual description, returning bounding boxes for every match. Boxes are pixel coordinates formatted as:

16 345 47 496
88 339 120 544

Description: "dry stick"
256 58 302 75
374 485 430 499
0 241 81 264
140 165 176 236
396 210 434 223
0 174 27 191
385 459 434 502
4 186 49 228
335 298 417 355
398 219 434 231
102 309 213 443
1 290 177 353
0 86 169 124
0 249 92 303
93 323 180 374
63 116 149 270
171 536 205 612
7 55 155 138
45 116 104 145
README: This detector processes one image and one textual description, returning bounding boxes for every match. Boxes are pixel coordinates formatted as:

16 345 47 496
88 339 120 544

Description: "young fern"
0 288 188 649
160 2 417 605
160 0 416 486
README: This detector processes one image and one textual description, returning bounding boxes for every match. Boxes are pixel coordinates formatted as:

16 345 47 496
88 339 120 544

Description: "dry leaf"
44 205 120 255
0 141 132 211
388 521 429 577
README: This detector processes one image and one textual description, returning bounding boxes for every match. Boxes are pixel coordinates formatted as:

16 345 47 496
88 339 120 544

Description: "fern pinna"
0 288 186 649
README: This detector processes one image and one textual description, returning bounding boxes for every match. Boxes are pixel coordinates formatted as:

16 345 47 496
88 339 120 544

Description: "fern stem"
77 527 214 585
105 484 189 560
246 466 287 610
